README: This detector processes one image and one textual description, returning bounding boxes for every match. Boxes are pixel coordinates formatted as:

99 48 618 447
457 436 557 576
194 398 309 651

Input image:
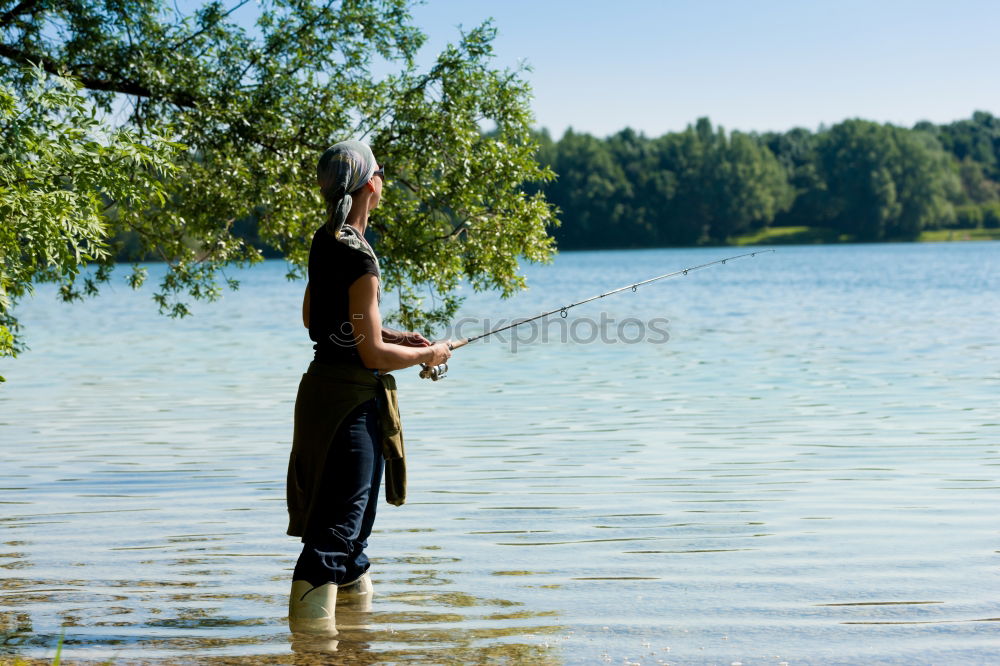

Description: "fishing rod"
419 249 775 380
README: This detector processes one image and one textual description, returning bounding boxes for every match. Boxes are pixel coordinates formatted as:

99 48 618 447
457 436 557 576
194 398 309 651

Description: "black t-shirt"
307 225 379 365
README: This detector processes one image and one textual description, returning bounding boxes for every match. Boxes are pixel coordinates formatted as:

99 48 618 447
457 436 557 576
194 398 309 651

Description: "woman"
286 140 451 634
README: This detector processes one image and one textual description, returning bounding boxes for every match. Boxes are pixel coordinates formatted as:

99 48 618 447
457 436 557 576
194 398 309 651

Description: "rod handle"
447 338 469 351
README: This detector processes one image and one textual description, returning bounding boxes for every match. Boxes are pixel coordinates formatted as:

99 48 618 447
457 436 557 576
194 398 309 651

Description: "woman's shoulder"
310 224 338 249
309 226 378 273
310 225 355 256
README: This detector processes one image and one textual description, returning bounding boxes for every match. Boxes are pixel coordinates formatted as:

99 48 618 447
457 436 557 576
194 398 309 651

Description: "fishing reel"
418 338 462 381
419 362 448 381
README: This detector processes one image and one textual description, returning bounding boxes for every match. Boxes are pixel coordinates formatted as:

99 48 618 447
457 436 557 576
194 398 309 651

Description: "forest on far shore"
532 112 1000 249
115 111 1000 260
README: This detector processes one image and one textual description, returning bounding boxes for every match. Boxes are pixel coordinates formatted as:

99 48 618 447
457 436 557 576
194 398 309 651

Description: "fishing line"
419 249 774 380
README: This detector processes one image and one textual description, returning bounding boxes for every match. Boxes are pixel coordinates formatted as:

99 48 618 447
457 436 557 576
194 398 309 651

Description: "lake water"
1 242 998 664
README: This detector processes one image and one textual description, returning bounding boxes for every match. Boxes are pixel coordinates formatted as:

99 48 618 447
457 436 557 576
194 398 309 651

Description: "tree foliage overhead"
0 66 180 378
0 0 556 365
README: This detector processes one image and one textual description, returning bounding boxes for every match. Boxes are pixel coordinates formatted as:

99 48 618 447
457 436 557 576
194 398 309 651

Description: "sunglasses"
373 164 386 179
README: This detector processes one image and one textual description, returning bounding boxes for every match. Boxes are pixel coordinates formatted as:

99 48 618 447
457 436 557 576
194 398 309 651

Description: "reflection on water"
289 593 563 665
1 535 564 663
2 242 999 663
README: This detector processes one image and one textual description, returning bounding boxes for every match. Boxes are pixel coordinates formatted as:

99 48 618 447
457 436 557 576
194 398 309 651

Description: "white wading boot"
288 580 338 636
338 571 374 612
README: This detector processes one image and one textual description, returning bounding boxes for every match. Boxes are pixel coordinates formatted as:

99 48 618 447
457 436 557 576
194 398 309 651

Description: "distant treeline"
113 112 1000 260
534 112 1000 248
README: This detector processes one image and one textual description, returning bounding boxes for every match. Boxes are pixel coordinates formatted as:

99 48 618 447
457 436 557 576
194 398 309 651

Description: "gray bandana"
317 140 378 236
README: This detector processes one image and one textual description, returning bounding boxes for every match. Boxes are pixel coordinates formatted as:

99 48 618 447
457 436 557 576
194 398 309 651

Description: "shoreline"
730 225 1000 246
108 227 1000 264
548 226 1000 252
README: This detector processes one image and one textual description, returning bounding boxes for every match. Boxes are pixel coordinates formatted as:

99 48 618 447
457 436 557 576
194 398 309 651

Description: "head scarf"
317 140 378 236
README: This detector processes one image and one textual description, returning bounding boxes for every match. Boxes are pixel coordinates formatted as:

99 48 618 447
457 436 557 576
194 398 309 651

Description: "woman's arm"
302 283 310 329
382 326 431 347
349 274 450 372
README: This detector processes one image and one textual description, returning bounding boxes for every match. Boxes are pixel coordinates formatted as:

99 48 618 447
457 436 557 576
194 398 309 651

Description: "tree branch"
395 176 420 194
0 43 198 108
417 217 470 248
171 0 252 50
0 0 39 28
234 0 337 83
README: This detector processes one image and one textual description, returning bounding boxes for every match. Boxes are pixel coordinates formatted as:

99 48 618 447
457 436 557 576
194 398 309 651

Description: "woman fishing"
286 140 452 634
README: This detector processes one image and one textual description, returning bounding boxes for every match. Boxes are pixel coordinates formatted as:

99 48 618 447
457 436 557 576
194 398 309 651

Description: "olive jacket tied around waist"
286 360 405 538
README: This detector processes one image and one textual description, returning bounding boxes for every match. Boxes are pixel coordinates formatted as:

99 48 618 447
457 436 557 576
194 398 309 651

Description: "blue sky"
407 0 1000 137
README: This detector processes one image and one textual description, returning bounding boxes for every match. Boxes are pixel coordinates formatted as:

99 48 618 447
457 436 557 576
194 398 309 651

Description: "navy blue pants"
292 397 384 587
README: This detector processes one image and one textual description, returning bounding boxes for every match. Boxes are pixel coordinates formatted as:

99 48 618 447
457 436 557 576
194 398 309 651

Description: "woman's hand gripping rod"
418 338 468 381
418 249 774 380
